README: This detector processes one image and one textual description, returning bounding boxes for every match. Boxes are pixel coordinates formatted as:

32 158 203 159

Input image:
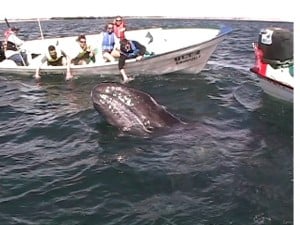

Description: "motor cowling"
258 27 293 67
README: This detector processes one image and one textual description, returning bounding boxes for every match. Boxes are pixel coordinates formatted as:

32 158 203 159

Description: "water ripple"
0 18 293 225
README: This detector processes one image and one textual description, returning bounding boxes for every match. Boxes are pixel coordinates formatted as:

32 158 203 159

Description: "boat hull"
256 73 293 103
250 38 294 103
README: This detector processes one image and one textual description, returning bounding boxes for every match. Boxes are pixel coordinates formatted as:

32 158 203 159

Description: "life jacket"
46 49 64 66
72 45 95 64
102 32 115 52
77 47 90 59
113 22 126 40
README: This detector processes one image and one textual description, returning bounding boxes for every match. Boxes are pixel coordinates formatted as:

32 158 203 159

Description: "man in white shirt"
4 27 28 66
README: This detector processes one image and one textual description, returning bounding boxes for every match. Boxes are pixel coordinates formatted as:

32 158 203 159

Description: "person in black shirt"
72 34 96 65
0 41 6 62
118 39 146 83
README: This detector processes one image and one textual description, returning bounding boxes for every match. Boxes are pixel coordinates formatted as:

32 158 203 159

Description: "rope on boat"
37 18 44 40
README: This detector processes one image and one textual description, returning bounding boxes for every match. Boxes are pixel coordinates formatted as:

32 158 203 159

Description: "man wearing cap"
4 27 28 66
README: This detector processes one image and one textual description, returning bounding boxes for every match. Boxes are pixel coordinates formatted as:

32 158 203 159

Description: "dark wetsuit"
118 40 146 70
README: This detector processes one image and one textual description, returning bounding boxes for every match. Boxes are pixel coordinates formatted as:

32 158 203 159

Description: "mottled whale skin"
91 82 183 136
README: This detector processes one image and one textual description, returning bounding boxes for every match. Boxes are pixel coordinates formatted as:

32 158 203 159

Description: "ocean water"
0 18 293 225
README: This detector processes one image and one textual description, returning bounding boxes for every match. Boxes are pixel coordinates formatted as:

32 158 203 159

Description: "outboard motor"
257 27 293 68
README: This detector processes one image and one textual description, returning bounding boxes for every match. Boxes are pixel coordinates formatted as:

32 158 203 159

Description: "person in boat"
0 41 6 62
3 27 28 66
119 38 146 83
35 45 72 80
71 34 96 65
113 16 126 40
101 23 120 62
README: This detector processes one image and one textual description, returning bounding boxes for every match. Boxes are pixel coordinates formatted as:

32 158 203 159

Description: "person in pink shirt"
4 27 28 66
113 16 126 40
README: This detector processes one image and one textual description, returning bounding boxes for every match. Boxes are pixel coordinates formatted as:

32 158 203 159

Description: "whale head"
91 82 182 136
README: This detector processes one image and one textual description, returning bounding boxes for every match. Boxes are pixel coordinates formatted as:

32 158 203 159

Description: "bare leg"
111 50 120 58
120 69 133 83
103 52 115 62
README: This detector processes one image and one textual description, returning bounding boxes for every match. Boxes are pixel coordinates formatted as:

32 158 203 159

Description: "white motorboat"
0 26 231 79
250 27 293 103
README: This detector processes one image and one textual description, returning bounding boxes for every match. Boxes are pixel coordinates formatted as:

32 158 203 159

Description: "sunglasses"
80 40 86 43
116 19 122 22
107 27 113 30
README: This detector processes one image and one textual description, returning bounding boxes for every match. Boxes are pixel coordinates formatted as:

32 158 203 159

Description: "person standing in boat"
0 41 6 62
35 45 72 81
113 16 126 41
101 23 120 62
118 38 146 83
71 34 96 65
4 27 28 66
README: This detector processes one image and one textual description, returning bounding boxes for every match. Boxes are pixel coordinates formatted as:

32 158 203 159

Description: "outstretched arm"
133 41 146 56
34 56 47 80
62 50 73 81
65 55 73 81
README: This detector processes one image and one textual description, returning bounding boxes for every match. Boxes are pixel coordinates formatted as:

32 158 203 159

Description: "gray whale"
91 82 183 136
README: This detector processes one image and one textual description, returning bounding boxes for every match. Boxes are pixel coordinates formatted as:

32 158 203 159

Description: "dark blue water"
0 18 293 225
